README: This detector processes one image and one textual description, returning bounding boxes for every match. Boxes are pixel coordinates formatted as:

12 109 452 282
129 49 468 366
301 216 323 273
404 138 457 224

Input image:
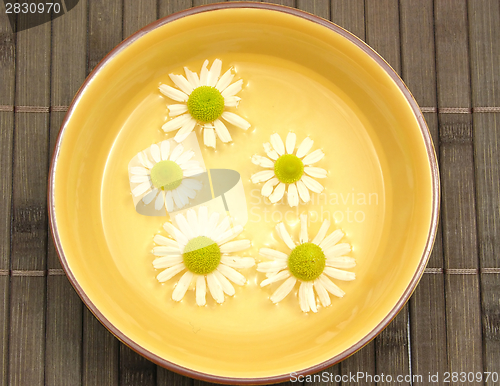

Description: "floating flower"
257 215 355 313
250 132 326 207
153 206 254 305
130 140 204 212
159 59 250 148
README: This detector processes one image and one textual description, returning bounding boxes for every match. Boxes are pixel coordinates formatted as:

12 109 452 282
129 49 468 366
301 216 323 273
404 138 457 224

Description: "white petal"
221 111 250 130
168 73 194 95
301 175 324 193
149 144 161 163
174 118 197 143
220 240 251 253
285 132 296 154
251 155 274 168
131 175 149 183
263 142 279 160
199 60 209 86
224 96 241 107
169 143 184 162
172 271 194 301
250 170 274 183
177 184 196 200
183 167 204 177
156 263 185 282
314 280 331 307
269 182 286 203
287 183 299 207
175 213 194 240
195 275 206 306
215 69 234 92
211 216 230 242
138 152 154 169
298 282 309 313
186 209 199 237
182 178 202 191
319 230 344 250
260 270 290 287
207 58 222 87
167 104 188 118
323 267 356 281
130 166 149 175
142 188 157 204
162 114 191 133
213 119 232 143
220 255 255 269
160 141 170 160
270 277 296 303
213 270 235 296
206 272 224 303
296 180 311 203
304 166 327 178
319 274 345 297
216 225 243 245
306 282 318 313
326 257 356 269
221 79 243 98
184 67 200 88
204 127 216 148
197 206 209 236
175 150 194 166
296 137 314 158
256 260 287 273
259 247 288 260
275 222 296 250
154 192 165 210
261 177 279 197
312 219 330 245
324 243 351 258
180 160 199 171
216 264 246 286
270 133 285 156
173 188 187 208
159 84 188 102
299 213 308 244
163 222 188 245
165 191 174 212
302 149 325 165
153 255 183 269
153 234 178 248
132 181 152 197
204 212 220 239
152 246 181 256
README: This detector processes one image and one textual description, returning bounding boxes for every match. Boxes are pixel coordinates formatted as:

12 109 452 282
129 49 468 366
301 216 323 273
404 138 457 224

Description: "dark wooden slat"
157 367 192 386
123 0 157 39
265 0 296 7
192 0 220 6
480 273 500 385
8 277 46 386
45 276 83 386
83 307 119 386
340 341 376 386
410 274 448 385
158 0 192 19
0 276 8 386
82 1 123 384
330 0 365 40
400 0 437 109
297 0 330 19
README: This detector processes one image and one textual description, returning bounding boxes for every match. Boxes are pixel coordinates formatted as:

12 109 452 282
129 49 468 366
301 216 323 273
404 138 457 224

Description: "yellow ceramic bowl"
49 3 439 384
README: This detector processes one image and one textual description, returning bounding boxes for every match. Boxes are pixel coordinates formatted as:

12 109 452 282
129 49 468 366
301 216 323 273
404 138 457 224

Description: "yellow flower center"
150 160 183 191
274 154 304 184
183 236 221 275
187 86 225 123
288 242 325 281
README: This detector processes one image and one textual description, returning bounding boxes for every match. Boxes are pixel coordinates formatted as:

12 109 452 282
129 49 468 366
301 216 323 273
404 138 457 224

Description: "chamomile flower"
159 59 250 149
153 206 255 305
257 214 355 313
250 132 326 207
130 140 204 212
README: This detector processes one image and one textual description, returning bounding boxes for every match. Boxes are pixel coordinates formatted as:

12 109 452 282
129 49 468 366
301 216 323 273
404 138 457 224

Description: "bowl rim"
48 2 440 384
